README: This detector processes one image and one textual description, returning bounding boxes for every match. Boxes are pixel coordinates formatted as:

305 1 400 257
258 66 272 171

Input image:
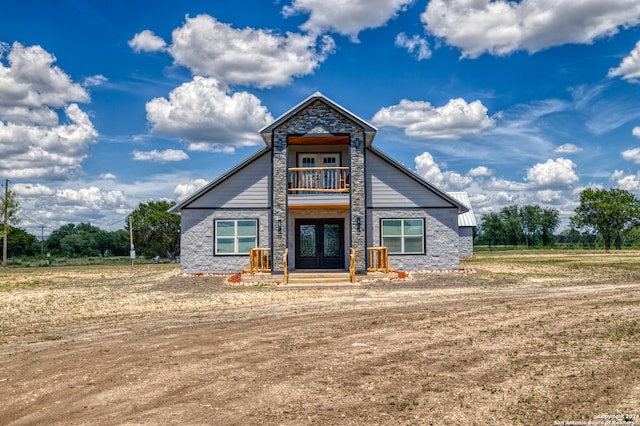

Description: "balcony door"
298 153 340 192
295 219 344 269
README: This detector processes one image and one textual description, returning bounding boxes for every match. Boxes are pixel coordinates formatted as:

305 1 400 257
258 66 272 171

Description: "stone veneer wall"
271 100 367 273
458 227 474 258
367 208 460 271
179 208 270 274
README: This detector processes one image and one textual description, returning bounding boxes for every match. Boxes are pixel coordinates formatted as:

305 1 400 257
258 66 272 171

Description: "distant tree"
539 208 560 247
7 227 37 257
46 223 119 257
500 206 522 246
1 185 21 266
128 200 180 259
571 188 640 251
479 212 505 249
519 205 542 247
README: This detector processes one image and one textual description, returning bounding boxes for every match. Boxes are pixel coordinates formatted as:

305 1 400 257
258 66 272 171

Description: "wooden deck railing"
283 248 289 284
349 247 356 283
243 248 271 273
289 167 349 193
367 246 389 273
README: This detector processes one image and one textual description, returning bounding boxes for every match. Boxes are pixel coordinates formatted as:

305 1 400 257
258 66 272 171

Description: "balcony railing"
288 167 349 193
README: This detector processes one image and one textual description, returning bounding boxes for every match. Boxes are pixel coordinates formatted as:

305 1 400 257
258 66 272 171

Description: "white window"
215 220 257 255
381 219 424 254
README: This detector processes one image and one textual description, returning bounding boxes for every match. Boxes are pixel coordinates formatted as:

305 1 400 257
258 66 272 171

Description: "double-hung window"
215 219 257 255
381 219 424 254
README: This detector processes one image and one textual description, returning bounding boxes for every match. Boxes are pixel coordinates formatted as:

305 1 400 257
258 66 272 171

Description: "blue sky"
3 0 640 236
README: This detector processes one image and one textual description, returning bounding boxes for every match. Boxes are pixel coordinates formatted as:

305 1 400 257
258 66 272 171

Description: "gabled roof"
368 146 469 213
168 147 270 214
259 92 378 147
447 192 478 227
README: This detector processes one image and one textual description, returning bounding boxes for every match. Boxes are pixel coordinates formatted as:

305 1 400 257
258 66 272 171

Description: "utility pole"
41 225 44 256
2 179 8 268
129 216 135 268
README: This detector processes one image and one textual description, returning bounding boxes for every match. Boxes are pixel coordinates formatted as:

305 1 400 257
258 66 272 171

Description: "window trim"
214 219 258 256
380 218 425 255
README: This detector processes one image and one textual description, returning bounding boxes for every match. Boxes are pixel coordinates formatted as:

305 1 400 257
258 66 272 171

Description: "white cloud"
99 173 116 180
486 177 528 191
173 178 208 201
422 0 640 58
283 0 413 42
372 98 495 139
132 149 189 163
414 152 472 190
526 158 579 189
395 33 431 60
187 142 236 154
167 14 335 88
83 75 108 87
608 41 640 81
467 166 493 177
0 43 97 180
146 77 273 149
535 189 562 203
56 186 128 209
11 183 55 196
621 147 640 164
554 143 583 154
0 104 97 179
129 30 167 53
610 170 640 192
634 127 640 138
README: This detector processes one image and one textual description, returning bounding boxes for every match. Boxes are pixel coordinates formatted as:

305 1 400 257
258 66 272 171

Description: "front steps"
239 270 401 286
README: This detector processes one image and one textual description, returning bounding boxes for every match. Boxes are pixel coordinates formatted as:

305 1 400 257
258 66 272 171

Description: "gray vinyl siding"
366 151 454 208
367 208 460 270
179 209 270 274
187 151 271 209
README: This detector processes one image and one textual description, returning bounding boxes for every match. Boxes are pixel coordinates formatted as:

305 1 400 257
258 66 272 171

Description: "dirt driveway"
1 254 639 425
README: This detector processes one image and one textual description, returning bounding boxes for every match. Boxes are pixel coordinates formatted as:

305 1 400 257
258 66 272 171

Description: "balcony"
288 167 349 193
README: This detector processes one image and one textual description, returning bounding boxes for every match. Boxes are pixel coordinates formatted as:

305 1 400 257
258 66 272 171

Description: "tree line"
1 199 180 260
476 188 640 250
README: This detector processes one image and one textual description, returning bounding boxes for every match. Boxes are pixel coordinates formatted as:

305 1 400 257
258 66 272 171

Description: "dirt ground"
1 253 639 425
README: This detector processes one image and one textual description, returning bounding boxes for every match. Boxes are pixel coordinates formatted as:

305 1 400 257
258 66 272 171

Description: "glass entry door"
295 219 344 269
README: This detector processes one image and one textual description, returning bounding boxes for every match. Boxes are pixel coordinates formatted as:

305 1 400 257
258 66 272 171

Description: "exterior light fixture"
275 139 284 149
353 139 362 149
278 219 282 234
356 217 361 232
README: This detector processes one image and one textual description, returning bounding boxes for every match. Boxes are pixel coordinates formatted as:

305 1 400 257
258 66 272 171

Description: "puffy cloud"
167 14 335 88
467 166 493 177
0 42 89 110
608 41 640 81
173 178 208 201
0 103 97 179
535 189 562 203
395 33 431 60
414 152 472 190
554 143 583 154
11 183 55 196
621 147 640 164
129 30 167 53
634 127 640 138
372 98 495 139
526 158 579 188
55 186 127 209
283 0 413 42
422 0 640 58
146 77 273 149
486 177 528 191
610 170 640 192
83 75 107 87
132 149 189 163
99 173 116 180
0 43 96 180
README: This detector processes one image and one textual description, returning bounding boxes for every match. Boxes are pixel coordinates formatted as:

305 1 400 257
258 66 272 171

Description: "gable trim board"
171 92 475 274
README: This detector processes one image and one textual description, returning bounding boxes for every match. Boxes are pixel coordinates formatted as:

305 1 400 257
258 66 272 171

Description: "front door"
295 219 344 269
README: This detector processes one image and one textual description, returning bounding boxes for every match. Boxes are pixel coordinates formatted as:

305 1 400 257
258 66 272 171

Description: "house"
170 92 474 276
448 192 477 258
